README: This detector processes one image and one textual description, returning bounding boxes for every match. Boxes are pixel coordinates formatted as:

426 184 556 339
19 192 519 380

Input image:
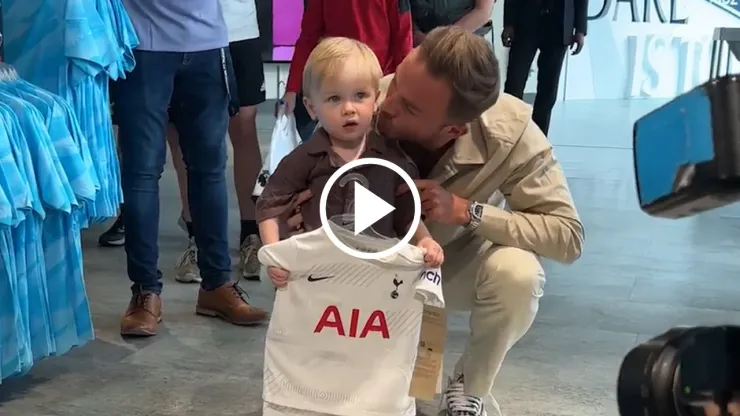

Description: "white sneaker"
174 239 202 283
239 234 262 281
440 374 486 416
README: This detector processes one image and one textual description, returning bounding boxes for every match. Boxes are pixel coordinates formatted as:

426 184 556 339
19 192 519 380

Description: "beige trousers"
441 234 546 416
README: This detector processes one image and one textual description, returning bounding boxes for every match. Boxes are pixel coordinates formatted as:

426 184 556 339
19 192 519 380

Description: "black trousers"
504 18 567 135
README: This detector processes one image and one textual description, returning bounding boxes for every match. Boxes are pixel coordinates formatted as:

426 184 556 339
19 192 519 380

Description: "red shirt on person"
285 0 413 94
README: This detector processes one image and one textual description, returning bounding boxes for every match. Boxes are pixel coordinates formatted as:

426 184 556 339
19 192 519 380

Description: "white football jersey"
258 224 445 416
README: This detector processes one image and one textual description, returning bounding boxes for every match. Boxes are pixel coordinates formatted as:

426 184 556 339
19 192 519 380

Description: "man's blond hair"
302 37 383 97
418 26 501 123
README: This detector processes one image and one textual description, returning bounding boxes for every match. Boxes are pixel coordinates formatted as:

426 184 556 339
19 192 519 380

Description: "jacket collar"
304 127 388 158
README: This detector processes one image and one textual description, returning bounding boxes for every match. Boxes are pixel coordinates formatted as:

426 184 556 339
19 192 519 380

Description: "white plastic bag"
253 111 302 197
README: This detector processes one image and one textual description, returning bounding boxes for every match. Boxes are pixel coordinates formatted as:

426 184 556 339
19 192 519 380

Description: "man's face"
377 50 463 148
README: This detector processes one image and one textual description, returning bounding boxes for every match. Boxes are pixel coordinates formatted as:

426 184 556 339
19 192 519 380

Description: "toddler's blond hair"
302 37 383 98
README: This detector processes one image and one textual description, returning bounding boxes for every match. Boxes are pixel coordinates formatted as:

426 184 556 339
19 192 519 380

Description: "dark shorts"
228 37 266 108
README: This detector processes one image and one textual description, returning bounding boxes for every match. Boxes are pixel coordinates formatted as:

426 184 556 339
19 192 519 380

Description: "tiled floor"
1 99 739 416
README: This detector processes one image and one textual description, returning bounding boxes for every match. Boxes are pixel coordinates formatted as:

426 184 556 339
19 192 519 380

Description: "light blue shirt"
122 0 229 52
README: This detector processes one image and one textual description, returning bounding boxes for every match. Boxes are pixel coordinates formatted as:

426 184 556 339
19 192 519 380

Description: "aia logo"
314 305 390 339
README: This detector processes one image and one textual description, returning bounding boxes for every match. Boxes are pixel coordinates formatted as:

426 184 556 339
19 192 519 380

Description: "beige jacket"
379 76 584 263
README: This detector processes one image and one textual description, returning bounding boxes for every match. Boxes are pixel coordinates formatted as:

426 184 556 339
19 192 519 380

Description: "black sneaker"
98 215 125 247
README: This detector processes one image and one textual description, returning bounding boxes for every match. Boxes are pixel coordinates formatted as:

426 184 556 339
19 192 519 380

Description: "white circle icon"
319 157 421 260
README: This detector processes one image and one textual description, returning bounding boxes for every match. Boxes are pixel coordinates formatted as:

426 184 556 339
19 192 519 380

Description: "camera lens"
617 326 740 416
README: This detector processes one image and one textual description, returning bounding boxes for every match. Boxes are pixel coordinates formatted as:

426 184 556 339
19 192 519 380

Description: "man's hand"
702 401 740 416
570 33 585 55
280 91 298 115
284 189 313 235
501 26 514 48
396 180 470 226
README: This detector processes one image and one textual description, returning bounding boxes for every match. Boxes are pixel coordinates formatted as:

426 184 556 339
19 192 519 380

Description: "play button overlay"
319 157 421 260
353 183 396 235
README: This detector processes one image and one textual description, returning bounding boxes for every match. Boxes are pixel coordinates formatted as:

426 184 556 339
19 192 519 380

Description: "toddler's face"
304 69 378 144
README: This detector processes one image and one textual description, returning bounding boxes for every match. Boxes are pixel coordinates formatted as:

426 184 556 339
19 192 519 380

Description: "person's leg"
228 38 267 281
531 41 567 135
167 123 191 223
99 104 126 247
438 235 546 416
116 50 180 337
166 116 202 284
171 47 267 325
502 31 539 100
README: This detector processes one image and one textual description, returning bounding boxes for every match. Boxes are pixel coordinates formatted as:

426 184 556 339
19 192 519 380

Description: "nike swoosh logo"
307 275 334 282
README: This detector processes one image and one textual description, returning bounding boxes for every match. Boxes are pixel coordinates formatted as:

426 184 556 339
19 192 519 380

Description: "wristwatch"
465 201 484 230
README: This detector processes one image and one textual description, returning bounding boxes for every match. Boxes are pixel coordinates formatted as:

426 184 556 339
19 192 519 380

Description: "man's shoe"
120 292 162 337
174 239 202 283
98 215 125 247
440 374 487 416
195 282 268 325
239 234 262 281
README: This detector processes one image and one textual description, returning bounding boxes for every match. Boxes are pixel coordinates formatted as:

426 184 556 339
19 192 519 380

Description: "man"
501 0 587 134
287 26 584 415
167 0 267 284
115 0 268 337
409 0 494 46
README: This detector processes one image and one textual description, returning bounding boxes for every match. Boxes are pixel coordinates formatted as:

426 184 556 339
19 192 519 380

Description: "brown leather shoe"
120 292 162 337
196 282 268 326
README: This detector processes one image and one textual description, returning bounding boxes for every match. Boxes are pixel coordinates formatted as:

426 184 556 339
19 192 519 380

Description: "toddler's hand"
268 266 290 289
417 237 444 267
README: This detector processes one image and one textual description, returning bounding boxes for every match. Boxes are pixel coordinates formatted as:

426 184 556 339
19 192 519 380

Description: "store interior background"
2 1 740 416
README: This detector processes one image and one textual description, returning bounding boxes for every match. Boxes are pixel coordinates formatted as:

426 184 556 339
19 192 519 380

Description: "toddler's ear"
303 96 318 120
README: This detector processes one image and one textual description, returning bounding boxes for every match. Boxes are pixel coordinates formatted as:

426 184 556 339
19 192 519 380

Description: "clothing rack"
0 0 4 61
0 0 137 383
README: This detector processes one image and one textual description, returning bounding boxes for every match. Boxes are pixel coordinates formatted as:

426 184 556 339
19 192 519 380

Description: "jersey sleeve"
414 267 445 308
258 237 300 270
258 228 338 272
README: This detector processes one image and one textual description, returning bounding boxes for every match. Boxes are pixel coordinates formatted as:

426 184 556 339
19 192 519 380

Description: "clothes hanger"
0 62 19 82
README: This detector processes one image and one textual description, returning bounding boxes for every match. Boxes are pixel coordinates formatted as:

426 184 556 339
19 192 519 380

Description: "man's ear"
303 96 318 120
441 124 468 141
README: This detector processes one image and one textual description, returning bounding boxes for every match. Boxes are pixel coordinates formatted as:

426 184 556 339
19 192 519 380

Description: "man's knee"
477 246 546 305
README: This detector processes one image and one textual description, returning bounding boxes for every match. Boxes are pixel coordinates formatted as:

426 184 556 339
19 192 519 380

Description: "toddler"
256 37 443 288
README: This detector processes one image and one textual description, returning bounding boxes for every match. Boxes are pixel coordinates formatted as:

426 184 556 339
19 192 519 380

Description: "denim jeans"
113 48 232 295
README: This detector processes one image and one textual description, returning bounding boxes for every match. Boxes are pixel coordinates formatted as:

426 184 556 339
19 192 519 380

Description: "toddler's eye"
328 96 341 103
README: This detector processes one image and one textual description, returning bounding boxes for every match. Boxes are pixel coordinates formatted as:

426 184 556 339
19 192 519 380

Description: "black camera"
618 326 740 415
621 75 740 415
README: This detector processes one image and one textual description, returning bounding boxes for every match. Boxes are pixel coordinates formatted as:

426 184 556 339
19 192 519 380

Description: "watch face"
473 203 484 219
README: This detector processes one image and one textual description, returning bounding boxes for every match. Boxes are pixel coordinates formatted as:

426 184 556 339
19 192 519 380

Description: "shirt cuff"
473 204 511 242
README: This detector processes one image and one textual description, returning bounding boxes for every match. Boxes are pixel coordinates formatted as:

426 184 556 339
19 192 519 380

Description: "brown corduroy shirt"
256 128 418 239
